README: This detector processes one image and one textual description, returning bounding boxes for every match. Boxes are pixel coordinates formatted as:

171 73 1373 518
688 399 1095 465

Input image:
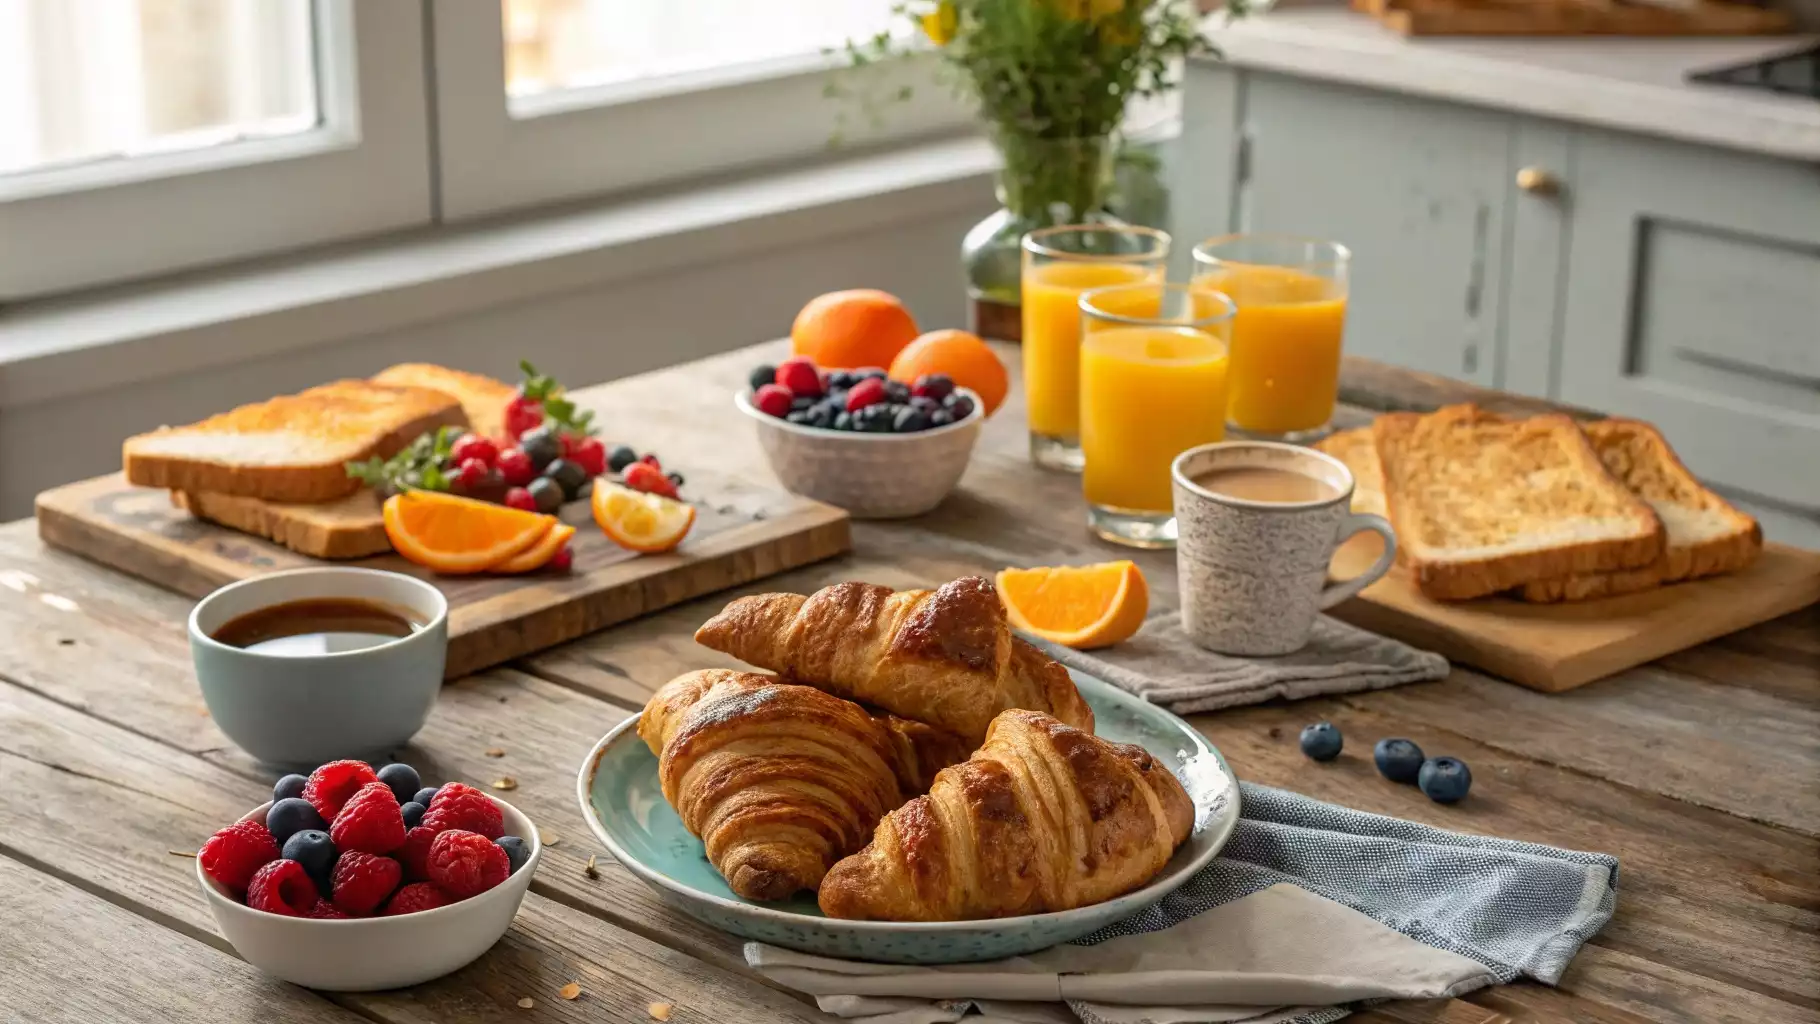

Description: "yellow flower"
1045 0 1132 19
921 1 958 45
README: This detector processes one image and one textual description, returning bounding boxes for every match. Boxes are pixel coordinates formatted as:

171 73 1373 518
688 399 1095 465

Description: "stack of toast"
1318 404 1761 603
122 364 516 557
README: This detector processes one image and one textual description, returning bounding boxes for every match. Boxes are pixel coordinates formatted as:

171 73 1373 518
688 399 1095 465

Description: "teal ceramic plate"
576 672 1239 963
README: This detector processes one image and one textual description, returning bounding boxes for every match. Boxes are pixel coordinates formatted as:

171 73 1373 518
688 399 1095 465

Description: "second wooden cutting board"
1326 533 1820 692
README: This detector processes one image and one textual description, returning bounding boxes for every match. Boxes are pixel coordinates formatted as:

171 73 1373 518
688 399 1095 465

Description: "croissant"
693 576 1093 745
638 669 969 901
817 709 1194 921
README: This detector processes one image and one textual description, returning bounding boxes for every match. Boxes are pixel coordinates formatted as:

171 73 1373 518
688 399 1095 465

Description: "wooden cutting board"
1326 532 1820 692
34 472 851 679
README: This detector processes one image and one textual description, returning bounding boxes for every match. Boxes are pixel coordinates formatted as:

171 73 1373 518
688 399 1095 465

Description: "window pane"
503 0 899 101
0 0 318 177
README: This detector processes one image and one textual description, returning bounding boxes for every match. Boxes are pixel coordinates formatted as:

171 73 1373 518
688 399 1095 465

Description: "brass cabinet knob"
1516 167 1561 196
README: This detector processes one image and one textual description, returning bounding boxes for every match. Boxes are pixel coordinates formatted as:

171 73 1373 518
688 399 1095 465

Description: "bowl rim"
197 791 540 926
734 386 985 441
574 681 1240 935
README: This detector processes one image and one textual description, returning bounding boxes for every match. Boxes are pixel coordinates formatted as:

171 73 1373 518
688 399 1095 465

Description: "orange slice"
591 481 696 553
491 522 576 574
995 560 1149 650
382 490 555 575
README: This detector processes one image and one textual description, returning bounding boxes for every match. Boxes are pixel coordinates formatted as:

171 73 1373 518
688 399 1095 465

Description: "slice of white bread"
123 381 467 503
173 490 391 559
370 364 516 441
1517 418 1760 602
1315 427 1386 520
1373 404 1665 601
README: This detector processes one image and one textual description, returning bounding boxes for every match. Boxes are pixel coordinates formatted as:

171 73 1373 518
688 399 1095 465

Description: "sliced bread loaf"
370 364 515 441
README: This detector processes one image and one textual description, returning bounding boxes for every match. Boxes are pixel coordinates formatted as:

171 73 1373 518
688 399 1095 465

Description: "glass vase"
961 133 1119 343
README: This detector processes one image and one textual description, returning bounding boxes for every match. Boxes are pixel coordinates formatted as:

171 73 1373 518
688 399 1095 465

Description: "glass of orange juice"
1078 282 1237 548
1191 235 1351 443
1021 225 1170 473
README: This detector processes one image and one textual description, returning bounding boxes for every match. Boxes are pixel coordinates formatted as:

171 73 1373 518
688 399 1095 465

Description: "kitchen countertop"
1200 5 1820 161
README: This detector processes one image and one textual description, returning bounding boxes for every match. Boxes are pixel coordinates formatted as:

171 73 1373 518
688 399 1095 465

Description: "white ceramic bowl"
197 794 540 991
736 386 984 518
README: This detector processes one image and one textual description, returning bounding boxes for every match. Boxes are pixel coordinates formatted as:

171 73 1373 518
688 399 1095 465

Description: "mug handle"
1318 513 1398 610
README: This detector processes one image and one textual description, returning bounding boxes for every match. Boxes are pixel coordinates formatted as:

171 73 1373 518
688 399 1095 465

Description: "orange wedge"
491 522 576 574
382 490 555 575
592 480 695 553
995 560 1149 650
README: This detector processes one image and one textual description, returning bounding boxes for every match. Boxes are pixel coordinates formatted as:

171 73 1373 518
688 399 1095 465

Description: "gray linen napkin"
1026 614 1449 713
747 784 1619 1024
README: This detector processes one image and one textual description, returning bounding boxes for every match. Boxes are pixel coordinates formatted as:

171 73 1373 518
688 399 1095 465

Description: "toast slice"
370 364 516 441
123 381 466 503
1374 404 1664 600
173 490 391 559
1518 418 1761 602
1315 427 1386 519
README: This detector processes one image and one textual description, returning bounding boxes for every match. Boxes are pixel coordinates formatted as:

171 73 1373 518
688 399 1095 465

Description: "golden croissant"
693 576 1093 745
818 709 1195 921
638 669 969 901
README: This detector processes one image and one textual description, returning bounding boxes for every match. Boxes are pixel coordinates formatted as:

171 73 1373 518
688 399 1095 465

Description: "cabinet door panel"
1239 72 1515 385
1558 132 1820 512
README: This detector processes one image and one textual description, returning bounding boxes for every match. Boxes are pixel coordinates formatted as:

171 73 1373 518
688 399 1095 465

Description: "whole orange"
791 289 920 370
888 329 1009 417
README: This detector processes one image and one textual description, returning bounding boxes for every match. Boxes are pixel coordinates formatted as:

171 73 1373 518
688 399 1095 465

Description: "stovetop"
1690 43 1820 99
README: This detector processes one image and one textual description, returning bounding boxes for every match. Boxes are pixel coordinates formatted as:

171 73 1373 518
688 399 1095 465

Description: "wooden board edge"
1327 598 1564 690
34 496 239 600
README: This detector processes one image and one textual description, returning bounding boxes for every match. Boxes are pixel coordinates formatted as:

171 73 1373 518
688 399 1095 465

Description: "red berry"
775 356 823 398
450 433 498 467
846 377 887 411
622 462 678 499
496 448 536 486
454 457 490 491
911 373 955 402
331 851 403 916
330 782 408 855
422 782 505 840
302 760 378 822
571 437 607 477
246 859 317 916
502 486 538 512
504 395 545 439
307 898 349 919
396 825 438 881
547 547 574 572
198 819 279 894
384 882 452 916
427 830 511 900
754 383 793 418
639 453 661 469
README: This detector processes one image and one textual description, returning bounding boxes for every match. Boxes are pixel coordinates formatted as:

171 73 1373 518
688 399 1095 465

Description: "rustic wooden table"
2 342 1814 1024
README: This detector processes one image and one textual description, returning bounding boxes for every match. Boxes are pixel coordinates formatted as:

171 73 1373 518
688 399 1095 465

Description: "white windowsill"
0 134 998 409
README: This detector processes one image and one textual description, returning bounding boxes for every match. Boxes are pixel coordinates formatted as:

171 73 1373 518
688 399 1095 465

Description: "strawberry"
622 462 679 499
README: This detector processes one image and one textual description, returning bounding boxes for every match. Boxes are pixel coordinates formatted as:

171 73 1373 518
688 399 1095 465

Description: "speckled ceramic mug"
1171 442 1396 656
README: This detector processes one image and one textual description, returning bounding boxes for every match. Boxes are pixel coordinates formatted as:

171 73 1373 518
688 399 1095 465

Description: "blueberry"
1418 757 1472 803
884 381 911 404
859 405 896 433
519 427 561 470
790 396 816 413
667 471 685 487
282 829 338 893
272 773 308 803
913 373 955 401
786 410 812 426
375 763 421 804
929 409 955 428
266 797 326 844
412 786 440 807
893 405 932 433
748 364 776 391
1374 738 1426 784
909 395 940 413
827 370 857 390
497 835 530 874
400 801 427 828
544 458 589 499
945 394 976 420
856 367 888 381
606 444 638 473
833 411 853 431
1299 722 1343 762
527 476 564 514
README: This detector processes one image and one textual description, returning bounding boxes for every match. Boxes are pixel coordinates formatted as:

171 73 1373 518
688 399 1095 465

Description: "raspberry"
753 383 793 418
427 830 511 899
503 486 537 512
302 760 378 821
331 851 403 916
384 882 452 916
775 356 823 398
329 782 407 854
246 859 317 916
307 898 349 920
571 437 607 477
396 825 438 881
845 377 887 411
198 819 279 894
423 782 504 840
547 547 574 573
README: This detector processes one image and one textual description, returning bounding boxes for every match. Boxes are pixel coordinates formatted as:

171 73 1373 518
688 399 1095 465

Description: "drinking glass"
1077 282 1237 548
1021 225 1170 473
1191 235 1351 443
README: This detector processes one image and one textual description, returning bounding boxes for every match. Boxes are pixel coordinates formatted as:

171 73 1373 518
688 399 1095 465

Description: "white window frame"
0 0 432 301
428 0 976 222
